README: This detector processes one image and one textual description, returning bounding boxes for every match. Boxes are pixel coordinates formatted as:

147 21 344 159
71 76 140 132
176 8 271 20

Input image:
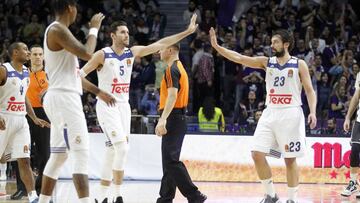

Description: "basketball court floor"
0 180 357 203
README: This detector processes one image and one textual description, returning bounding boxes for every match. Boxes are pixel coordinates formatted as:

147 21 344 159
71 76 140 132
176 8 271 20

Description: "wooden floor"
0 180 358 203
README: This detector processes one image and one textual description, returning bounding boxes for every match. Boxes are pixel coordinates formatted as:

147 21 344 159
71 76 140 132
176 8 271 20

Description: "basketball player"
38 1 115 203
210 28 317 203
0 42 50 203
341 72 360 198
79 14 198 203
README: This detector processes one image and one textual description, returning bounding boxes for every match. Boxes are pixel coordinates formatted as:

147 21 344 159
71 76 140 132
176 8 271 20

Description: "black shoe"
114 196 124 203
10 190 26 200
95 198 108 203
188 192 207 203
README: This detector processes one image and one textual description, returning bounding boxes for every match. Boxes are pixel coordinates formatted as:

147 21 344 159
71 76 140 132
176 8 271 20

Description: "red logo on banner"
312 142 351 168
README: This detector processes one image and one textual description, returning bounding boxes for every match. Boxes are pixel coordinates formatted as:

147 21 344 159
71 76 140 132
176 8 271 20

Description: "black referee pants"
156 113 200 203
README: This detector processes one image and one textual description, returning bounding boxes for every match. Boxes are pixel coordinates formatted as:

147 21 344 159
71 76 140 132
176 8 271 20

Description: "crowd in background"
0 0 359 136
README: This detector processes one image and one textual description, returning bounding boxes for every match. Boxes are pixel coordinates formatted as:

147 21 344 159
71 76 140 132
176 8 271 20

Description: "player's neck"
164 56 179 67
111 44 125 55
31 64 43 73
10 60 23 72
55 15 71 27
276 53 291 65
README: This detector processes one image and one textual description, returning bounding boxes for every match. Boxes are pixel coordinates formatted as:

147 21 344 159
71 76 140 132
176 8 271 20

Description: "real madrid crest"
111 131 117 137
110 60 114 67
287 69 293 78
75 136 81 144
126 59 131 67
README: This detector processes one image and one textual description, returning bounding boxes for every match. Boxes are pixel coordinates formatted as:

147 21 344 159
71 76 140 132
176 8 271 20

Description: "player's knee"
71 150 89 175
43 153 68 179
251 151 266 162
113 141 129 171
350 144 360 167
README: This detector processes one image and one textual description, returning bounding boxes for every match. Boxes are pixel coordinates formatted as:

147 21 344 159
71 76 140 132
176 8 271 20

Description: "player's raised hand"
97 90 116 107
308 113 317 129
186 14 198 34
0 116 5 130
209 27 218 48
343 117 351 132
89 13 105 29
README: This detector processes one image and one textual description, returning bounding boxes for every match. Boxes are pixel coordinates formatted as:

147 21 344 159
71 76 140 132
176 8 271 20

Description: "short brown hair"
110 21 128 34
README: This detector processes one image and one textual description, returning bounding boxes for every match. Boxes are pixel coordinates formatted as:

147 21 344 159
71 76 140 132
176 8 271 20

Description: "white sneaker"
341 180 358 197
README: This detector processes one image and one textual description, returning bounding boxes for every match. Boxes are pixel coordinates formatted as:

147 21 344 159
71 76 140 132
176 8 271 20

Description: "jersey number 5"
274 76 285 86
119 66 124 76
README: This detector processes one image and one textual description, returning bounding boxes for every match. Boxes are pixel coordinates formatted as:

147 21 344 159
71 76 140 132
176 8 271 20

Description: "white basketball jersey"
44 21 82 94
97 47 135 102
265 56 302 108
0 63 29 115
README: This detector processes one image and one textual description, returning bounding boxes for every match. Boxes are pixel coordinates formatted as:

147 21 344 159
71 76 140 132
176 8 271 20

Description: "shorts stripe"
269 149 281 158
63 128 70 150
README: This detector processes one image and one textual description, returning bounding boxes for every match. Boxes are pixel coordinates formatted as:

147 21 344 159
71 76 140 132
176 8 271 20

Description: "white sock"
98 184 110 201
28 190 38 202
287 186 298 201
79 197 90 203
39 194 51 203
113 184 122 197
351 173 358 182
260 178 276 197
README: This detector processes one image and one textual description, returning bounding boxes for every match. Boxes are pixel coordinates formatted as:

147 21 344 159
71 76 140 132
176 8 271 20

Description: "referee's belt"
159 108 187 115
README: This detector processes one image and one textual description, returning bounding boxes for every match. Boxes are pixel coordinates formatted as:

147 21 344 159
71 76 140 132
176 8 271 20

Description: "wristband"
88 27 98 38
79 69 87 78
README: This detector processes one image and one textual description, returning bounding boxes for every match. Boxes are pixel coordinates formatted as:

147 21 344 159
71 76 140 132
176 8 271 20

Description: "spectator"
22 14 45 44
292 39 309 60
329 85 349 119
317 73 331 118
153 52 166 90
130 57 144 111
148 12 166 41
134 17 150 45
199 9 216 33
183 0 201 25
198 97 225 132
319 118 339 136
140 85 160 115
233 91 264 125
138 0 159 13
194 43 214 112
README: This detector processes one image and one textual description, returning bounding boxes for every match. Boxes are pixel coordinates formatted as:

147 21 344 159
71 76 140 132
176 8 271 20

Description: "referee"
26 45 50 195
155 43 207 203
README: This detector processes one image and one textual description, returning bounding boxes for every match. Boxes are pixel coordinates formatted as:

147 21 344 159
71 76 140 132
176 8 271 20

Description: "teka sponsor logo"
7 96 25 112
111 79 129 94
269 89 292 104
312 142 351 168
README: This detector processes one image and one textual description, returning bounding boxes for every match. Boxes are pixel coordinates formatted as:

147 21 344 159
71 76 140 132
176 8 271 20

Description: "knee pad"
71 150 89 174
350 144 360 167
100 146 115 181
43 153 68 179
112 141 129 171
